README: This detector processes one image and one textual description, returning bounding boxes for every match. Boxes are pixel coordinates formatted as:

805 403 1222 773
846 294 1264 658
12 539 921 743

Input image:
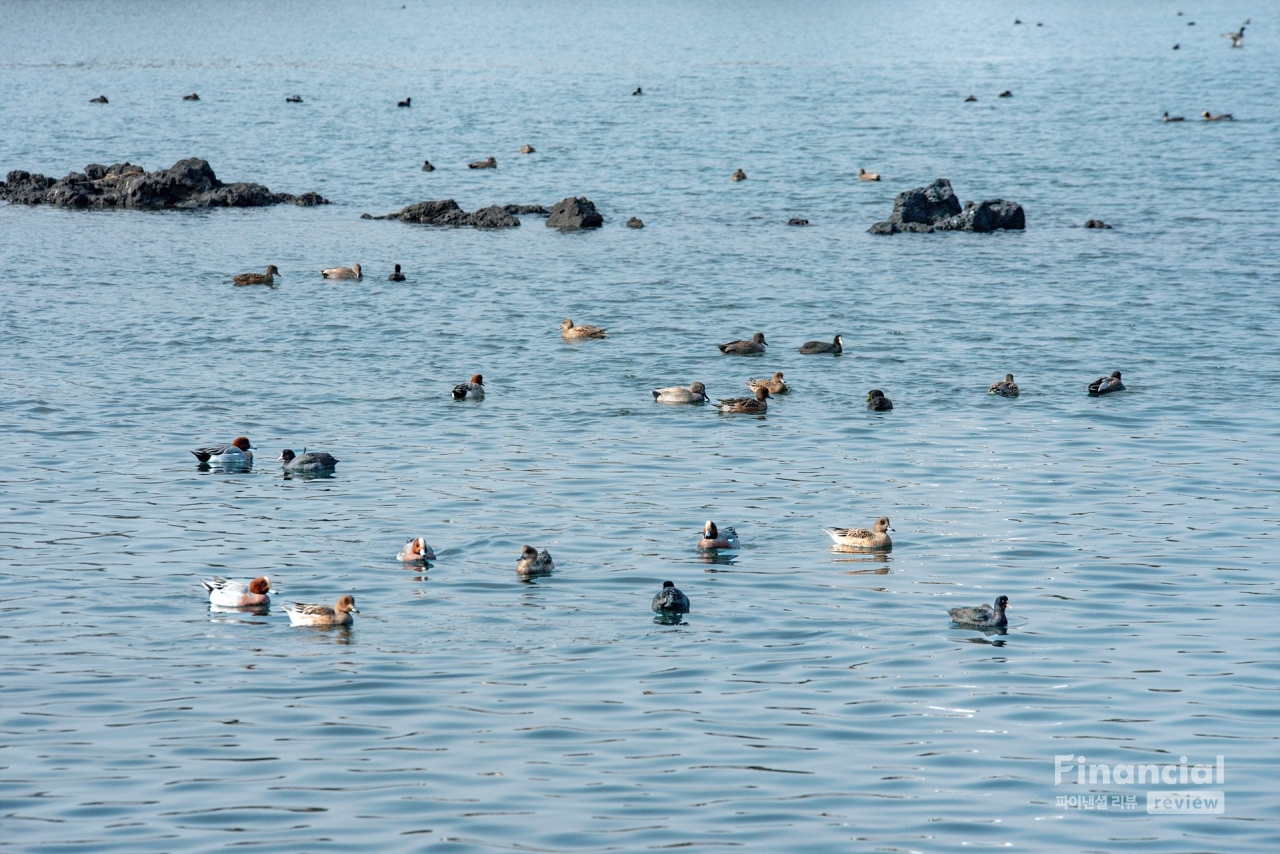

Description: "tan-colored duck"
320 263 362 279
824 516 892 550
718 332 767 355
1202 111 1233 121
731 168 747 181
516 545 554 577
283 594 358 627
747 372 788 395
561 319 607 340
858 168 881 181
469 157 497 169
653 382 708 404
717 386 771 414
233 265 280 286
988 374 1020 397
520 144 535 154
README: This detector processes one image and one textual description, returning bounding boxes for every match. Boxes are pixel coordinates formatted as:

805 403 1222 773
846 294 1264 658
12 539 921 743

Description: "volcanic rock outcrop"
868 179 1024 234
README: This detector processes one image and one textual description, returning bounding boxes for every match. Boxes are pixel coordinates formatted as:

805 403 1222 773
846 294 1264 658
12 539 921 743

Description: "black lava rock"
367 199 548 228
868 179 1024 234
546 196 603 229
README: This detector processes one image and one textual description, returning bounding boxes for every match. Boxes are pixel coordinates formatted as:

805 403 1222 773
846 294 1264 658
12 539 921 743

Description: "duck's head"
1111 370 1122 379
875 516 891 533
690 381 707 395
662 580 676 589
520 544 537 559
754 386 772 401
336 594 358 614
394 264 402 273
867 389 884 401
232 437 252 452
1202 111 1211 118
994 595 1010 610
772 371 785 381
1005 373 1015 383
834 335 843 346
560 319 574 330
249 576 271 594
278 449 296 463
703 521 718 539
471 374 483 386
266 265 281 276
752 332 766 345
351 263 361 276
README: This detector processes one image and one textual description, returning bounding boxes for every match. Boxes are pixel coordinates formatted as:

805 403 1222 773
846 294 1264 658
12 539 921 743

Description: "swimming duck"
233 265 280 286
397 537 437 562
1162 112 1184 122
948 595 1009 628
1222 26 1245 47
284 595 358 627
183 93 200 101
698 521 739 550
516 545 554 577
560 319 607 339
469 157 497 169
1172 43 1180 49
321 263 362 279
285 94 303 103
731 169 748 182
90 95 108 104
278 449 339 473
632 87 643 96
421 159 435 171
800 335 842 355
746 371 788 395
718 332 767 355
988 374 1020 397
824 517 892 550
717 386 771 414
397 97 411 107
858 168 881 181
866 389 893 411
388 264 406 281
202 576 271 608
652 382 708 404
452 374 485 400
965 94 977 102
191 437 252 465
1202 111 1233 121
999 90 1013 98
1088 370 1125 395
520 144 535 154
627 217 644 228
652 581 690 614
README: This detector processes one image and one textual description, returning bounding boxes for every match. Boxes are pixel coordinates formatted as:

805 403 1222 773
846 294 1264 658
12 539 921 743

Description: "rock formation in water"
546 197 603 230
868 179 1024 234
0 158 328 209
363 200 550 228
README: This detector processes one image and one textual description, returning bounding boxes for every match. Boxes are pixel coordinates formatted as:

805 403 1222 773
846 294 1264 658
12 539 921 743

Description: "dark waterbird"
799 334 842 355
652 581 690 614
866 389 893 411
397 97 411 107
278 449 339 473
1088 371 1125 395
388 264 405 281
949 595 1010 628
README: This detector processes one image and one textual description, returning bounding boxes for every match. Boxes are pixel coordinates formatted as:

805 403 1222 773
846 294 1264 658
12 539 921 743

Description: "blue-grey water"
2 1 1278 851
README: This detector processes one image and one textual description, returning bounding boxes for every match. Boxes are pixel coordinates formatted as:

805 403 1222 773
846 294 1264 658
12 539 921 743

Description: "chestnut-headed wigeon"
560 319 607 339
278 449 339 473
698 521 739 550
397 537 437 562
283 595 358 627
233 265 280 286
320 263 362 279
652 580 690 613
191 437 252 465
452 374 485 400
718 332 766 355
746 371 788 395
824 517 892 551
201 575 271 607
652 382 708 404
516 545 554 577
717 386 770 414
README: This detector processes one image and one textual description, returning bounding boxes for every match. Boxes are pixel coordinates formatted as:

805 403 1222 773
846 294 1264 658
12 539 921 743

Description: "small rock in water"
546 197 602 229
626 217 644 228
868 178 1024 234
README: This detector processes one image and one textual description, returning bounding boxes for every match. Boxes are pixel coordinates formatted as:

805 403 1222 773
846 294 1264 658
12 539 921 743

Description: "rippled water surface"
2 1 1279 851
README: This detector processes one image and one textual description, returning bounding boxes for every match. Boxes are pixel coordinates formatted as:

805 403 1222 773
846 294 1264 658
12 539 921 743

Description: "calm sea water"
2 1 1278 851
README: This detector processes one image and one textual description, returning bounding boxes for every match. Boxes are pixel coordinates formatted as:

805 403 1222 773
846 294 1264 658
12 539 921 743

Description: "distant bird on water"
858 168 881 181
698 521 739 550
397 537 436 562
1202 111 1233 121
233 265 280 286
999 90 1013 98
948 595 1009 628
284 595 358 627
452 374 484 400
746 371 788 395
516 545 554 577
988 374 1020 397
321 263 362 279
278 449 339 473
800 335 842 355
652 581 690 614
1223 25 1244 47
731 168 748 181
397 97 411 107
520 144 535 154
718 332 767 355
421 159 435 171
286 94 303 103
652 382 708 404
1088 371 1125 395
1162 112 1184 122
469 157 497 169
866 389 893 411
633 86 643 95
388 264 405 281
202 576 271 608
824 516 892 551
560 319 607 340
183 93 199 101
965 94 977 102
191 437 252 466
717 386 771 414
90 95 108 104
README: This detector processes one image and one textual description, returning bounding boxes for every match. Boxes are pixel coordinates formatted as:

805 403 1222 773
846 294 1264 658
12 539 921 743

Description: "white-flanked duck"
824 516 892 551
284 595 358 627
233 265 280 286
397 537 437 562
747 372 788 395
1162 112 1185 122
452 374 485 400
321 263 362 279
1088 370 1125 395
800 335 842 354
988 374 1020 397
718 332 767 355
516 545 554 577
1202 111 1233 121
698 521 739 550
652 581 690 614
561 319 607 339
278 449 339 473
718 386 770 414
202 576 271 607
858 168 881 181
191 436 253 465
652 382 708 404
866 389 893 411
948 595 1009 628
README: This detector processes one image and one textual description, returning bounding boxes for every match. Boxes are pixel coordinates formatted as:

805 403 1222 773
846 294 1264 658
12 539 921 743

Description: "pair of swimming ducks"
201 575 358 626
986 372 1125 397
190 438 338 473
